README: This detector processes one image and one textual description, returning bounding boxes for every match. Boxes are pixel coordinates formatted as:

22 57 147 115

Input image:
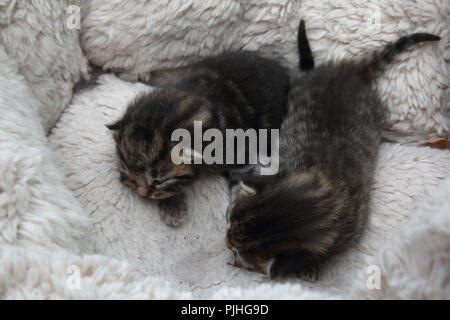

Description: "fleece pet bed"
0 0 449 299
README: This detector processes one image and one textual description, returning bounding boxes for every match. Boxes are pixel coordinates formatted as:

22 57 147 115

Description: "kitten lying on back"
107 51 290 227
225 20 440 280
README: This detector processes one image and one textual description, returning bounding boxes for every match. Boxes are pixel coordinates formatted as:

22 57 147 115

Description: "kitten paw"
158 199 188 227
296 267 320 282
269 254 321 282
270 265 320 282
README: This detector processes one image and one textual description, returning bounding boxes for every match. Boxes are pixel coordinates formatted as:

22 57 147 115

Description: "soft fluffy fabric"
0 0 449 299
0 46 89 253
48 74 450 299
81 0 449 141
0 248 191 299
0 47 188 300
351 178 450 299
0 0 88 132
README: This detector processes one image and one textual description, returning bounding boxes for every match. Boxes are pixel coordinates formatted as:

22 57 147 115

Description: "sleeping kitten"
225 20 440 280
107 51 290 227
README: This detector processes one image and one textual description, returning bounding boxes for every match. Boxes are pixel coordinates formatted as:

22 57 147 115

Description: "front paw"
158 198 188 227
269 254 321 282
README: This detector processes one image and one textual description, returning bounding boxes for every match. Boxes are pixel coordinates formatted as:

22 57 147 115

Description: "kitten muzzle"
225 235 273 276
136 186 175 200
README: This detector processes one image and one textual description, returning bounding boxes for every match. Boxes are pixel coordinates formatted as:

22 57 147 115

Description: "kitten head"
226 227 275 276
109 123 195 199
225 172 338 279
225 180 276 276
107 89 210 199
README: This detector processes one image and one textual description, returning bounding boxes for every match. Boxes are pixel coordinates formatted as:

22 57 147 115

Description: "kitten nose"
136 185 154 197
136 187 148 197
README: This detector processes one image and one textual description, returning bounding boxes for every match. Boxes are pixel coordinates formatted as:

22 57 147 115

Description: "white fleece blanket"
0 0 449 299
81 0 449 141
47 74 450 299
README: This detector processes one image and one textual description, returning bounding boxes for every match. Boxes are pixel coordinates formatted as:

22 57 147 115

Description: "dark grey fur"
226 21 440 280
108 51 290 227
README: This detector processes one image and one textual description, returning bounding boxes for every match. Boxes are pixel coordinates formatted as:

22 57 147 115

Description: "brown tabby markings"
225 21 441 280
108 51 290 227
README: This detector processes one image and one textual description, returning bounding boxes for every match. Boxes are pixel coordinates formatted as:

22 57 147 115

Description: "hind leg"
138 67 189 87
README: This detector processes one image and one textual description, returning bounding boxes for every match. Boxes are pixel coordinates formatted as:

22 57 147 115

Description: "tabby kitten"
225 20 440 280
108 51 290 227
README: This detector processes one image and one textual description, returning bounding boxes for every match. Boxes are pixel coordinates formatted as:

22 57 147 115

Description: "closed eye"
157 175 193 187
158 179 177 187
174 174 194 181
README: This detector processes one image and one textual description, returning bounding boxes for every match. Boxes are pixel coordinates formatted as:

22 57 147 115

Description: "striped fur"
108 51 290 227
226 22 440 279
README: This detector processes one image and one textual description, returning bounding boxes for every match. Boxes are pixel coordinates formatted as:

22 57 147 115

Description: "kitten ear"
106 120 122 131
237 181 257 200
237 172 280 194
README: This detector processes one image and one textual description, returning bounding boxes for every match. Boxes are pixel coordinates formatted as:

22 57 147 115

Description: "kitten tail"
362 32 441 79
297 19 315 71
